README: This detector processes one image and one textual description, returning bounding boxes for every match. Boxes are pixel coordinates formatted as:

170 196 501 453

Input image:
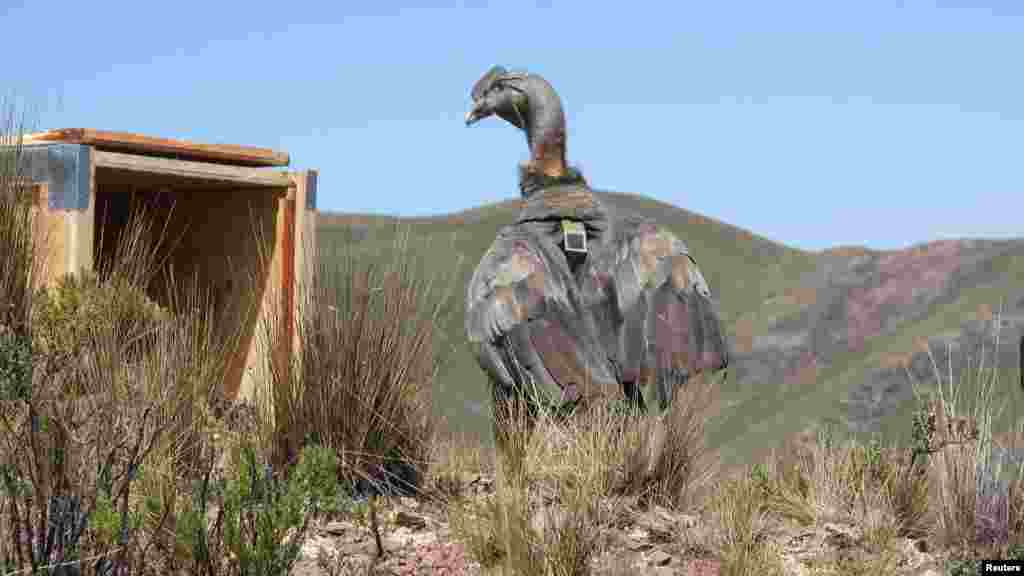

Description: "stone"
637 506 677 543
320 521 349 536
648 550 673 566
395 510 428 531
822 522 860 549
678 513 700 530
682 558 722 576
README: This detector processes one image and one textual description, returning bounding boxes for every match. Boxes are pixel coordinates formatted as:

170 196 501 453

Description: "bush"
0 344 166 575
176 443 339 576
0 323 31 403
0 191 244 574
31 270 169 366
0 263 323 576
0 152 177 574
911 323 1018 553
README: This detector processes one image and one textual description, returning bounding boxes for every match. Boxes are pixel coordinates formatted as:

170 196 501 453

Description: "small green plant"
910 398 938 471
177 443 340 576
815 418 842 453
865 436 883 472
945 556 979 576
90 487 146 550
0 323 31 402
750 463 770 492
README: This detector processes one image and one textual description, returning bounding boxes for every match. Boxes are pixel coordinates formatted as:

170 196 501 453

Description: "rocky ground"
293 473 949 576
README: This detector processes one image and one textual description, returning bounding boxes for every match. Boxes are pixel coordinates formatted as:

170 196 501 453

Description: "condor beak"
465 101 488 126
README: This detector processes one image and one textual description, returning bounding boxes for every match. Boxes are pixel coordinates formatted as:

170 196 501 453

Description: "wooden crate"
14 129 317 402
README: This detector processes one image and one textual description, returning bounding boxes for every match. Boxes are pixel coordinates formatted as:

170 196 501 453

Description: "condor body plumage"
463 66 730 452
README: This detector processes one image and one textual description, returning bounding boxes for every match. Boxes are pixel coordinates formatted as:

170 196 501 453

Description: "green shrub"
0 324 31 402
31 270 169 364
750 463 771 498
176 443 340 576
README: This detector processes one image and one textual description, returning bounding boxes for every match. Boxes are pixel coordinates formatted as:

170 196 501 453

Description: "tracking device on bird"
561 219 588 254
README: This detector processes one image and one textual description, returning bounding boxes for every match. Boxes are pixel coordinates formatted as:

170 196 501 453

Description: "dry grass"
427 430 493 501
447 372 721 575
705 474 786 576
698 314 1020 574
0 104 39 336
253 227 462 500
631 372 722 509
915 314 1024 561
440 322 1020 575
448 406 615 576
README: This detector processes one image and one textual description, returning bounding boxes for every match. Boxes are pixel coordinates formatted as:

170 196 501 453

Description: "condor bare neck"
519 75 569 180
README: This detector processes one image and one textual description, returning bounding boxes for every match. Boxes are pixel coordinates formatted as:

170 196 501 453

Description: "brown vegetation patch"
781 286 817 308
732 316 754 355
878 350 915 370
976 302 994 323
783 349 819 391
846 240 962 351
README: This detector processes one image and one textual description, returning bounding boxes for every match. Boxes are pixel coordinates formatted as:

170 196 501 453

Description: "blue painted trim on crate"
305 170 318 210
49 144 91 211
13 143 91 211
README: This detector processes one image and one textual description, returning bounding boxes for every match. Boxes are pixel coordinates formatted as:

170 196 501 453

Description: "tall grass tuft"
914 311 1024 557
630 372 721 509
450 402 620 575
0 101 39 337
449 371 721 574
257 228 461 497
706 473 786 576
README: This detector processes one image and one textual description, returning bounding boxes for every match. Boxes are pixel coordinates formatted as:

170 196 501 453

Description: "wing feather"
614 223 729 410
466 232 599 408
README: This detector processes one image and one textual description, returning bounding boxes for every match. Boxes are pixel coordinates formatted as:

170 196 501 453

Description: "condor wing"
612 222 729 411
465 231 612 408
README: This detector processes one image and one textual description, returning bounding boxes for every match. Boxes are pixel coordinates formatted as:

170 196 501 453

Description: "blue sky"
3 0 1022 250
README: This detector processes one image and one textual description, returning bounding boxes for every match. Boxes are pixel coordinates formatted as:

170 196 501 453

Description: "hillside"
318 191 1024 466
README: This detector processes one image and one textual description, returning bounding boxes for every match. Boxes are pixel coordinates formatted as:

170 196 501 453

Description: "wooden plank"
30 183 46 207
24 128 289 167
276 193 296 386
93 150 292 188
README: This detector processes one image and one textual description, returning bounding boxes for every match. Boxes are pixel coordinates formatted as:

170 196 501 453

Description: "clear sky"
3 1 1022 251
